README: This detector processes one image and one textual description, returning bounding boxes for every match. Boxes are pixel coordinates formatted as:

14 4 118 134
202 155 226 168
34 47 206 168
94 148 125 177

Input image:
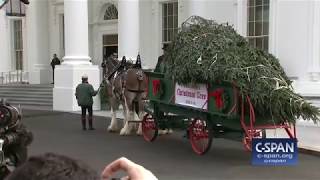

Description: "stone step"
0 93 52 98
4 97 52 102
0 84 53 109
9 101 52 106
0 88 53 92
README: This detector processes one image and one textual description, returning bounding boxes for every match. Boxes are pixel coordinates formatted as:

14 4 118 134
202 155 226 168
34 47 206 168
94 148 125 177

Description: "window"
162 1 178 45
103 34 118 58
6 0 26 17
104 4 118 20
13 19 23 70
247 0 269 51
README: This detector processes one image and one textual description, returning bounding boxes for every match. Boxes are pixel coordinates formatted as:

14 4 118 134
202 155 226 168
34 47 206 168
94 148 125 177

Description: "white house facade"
1 0 320 112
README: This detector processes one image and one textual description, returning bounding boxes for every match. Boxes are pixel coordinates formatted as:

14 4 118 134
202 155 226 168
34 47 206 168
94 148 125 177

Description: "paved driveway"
22 110 320 180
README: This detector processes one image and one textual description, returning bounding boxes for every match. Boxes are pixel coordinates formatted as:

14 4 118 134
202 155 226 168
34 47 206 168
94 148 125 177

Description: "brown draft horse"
103 55 147 135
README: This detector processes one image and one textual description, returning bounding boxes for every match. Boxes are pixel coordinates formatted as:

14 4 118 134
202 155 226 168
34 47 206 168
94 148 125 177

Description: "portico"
53 0 100 111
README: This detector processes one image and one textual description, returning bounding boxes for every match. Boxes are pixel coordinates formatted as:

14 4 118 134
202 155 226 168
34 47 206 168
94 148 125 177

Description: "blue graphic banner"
252 138 298 166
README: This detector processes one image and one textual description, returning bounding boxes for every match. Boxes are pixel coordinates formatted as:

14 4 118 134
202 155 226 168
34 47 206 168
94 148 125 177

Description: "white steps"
0 84 53 110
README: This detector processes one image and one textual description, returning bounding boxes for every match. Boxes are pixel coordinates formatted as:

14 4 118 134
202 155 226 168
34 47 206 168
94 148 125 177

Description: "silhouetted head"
82 74 88 83
6 153 99 180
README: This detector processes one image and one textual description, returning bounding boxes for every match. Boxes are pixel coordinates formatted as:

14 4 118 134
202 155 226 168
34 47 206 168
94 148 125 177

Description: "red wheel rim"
243 135 252 151
189 119 212 155
243 129 265 151
142 113 158 142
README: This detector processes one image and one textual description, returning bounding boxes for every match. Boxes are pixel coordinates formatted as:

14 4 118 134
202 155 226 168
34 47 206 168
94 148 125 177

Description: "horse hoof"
136 130 142 135
120 128 130 136
107 126 118 132
158 129 168 135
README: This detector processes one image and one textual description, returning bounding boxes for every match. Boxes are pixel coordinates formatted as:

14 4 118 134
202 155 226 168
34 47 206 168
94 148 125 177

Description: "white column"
235 0 247 37
308 1 320 81
26 0 50 84
186 0 207 19
0 10 10 72
118 0 139 61
62 0 91 65
53 0 100 111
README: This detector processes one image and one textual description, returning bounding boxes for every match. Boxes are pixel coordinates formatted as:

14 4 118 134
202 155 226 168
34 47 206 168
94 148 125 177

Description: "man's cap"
82 74 88 79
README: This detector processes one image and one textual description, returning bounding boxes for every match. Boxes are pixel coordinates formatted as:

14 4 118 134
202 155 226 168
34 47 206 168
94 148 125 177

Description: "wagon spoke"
142 113 158 142
189 118 212 155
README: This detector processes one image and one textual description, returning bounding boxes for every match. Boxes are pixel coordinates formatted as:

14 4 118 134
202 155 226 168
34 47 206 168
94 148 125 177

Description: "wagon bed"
141 71 296 155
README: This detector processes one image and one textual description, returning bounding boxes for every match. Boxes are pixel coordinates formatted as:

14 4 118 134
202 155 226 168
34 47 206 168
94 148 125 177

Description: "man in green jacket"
75 75 99 130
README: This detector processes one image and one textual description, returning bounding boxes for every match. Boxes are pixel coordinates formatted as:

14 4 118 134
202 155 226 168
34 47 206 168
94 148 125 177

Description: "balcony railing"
0 71 29 84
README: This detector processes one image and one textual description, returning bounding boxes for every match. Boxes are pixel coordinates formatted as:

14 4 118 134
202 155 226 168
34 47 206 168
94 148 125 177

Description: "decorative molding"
53 0 64 6
308 1 320 81
269 0 278 56
90 19 118 26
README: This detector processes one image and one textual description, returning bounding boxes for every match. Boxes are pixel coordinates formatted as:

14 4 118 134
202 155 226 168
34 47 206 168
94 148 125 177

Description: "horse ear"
20 0 30 5
136 54 142 68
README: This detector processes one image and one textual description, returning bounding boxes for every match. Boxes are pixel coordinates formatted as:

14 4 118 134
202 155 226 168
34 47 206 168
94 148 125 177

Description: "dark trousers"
52 67 55 83
81 106 93 118
81 106 94 129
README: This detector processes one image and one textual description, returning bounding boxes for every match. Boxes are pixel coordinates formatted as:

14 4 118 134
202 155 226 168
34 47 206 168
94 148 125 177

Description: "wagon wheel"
242 129 266 151
188 118 213 155
242 134 252 151
142 113 158 142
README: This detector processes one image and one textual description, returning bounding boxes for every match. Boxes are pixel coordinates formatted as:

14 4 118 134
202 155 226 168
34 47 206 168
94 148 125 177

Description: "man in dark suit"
50 54 61 84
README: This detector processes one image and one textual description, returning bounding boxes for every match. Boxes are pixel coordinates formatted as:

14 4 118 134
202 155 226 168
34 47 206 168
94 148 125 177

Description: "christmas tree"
165 16 319 123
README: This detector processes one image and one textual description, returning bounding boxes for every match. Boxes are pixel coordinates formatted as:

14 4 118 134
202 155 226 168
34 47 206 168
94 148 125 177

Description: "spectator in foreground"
5 153 99 180
101 157 158 180
6 153 158 180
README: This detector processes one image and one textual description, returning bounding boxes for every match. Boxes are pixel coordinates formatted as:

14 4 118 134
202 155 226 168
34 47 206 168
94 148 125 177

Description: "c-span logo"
252 138 298 165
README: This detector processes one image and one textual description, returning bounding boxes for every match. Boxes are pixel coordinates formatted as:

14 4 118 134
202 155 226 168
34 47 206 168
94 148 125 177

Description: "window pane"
263 22 269 35
264 0 270 5
163 29 167 42
103 35 118 45
255 6 263 21
19 51 23 70
174 2 178 16
263 37 269 51
168 3 173 16
163 17 168 29
168 16 173 28
162 2 178 44
255 22 262 36
174 15 178 28
249 38 255 47
162 17 168 29
256 37 263 49
248 22 255 36
104 5 118 20
248 7 255 22
163 4 167 17
256 0 263 6
168 29 173 41
249 0 255 7
174 29 178 38
263 5 269 21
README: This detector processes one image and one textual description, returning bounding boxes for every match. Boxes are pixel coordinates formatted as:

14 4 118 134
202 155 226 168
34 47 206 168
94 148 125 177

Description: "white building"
1 0 320 112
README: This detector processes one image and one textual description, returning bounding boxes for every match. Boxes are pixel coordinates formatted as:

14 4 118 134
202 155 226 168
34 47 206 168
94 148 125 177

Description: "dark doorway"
103 46 118 59
103 34 118 59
